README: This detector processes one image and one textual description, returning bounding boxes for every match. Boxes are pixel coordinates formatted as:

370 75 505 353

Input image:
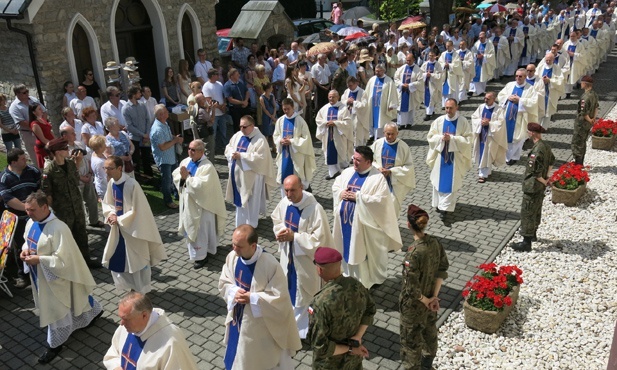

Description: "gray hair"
104 116 119 130
154 104 167 120
119 292 153 314
190 139 205 152
375 63 386 71
384 122 398 131
106 86 119 98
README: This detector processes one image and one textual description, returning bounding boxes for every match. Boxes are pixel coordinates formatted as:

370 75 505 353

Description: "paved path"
2 50 617 370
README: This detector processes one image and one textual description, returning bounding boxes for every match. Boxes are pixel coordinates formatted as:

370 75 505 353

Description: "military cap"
407 204 429 222
527 122 547 133
46 137 69 153
581 75 593 84
314 247 342 265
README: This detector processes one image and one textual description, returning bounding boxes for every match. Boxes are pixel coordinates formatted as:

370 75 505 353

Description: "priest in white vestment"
273 98 316 193
438 41 464 107
490 27 511 80
225 116 277 228
523 64 546 124
470 32 496 96
104 292 198 370
457 41 476 103
586 3 602 27
519 18 537 66
271 175 334 339
426 99 473 217
21 191 103 364
341 76 367 146
332 146 402 289
219 225 302 370
497 70 539 163
394 53 423 129
316 90 354 180
562 32 588 96
504 20 524 76
535 53 565 128
356 64 398 139
102 156 167 294
470 92 507 182
420 51 445 121
173 139 227 269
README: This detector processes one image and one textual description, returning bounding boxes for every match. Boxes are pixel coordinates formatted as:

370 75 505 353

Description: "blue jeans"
159 163 178 204
214 114 232 150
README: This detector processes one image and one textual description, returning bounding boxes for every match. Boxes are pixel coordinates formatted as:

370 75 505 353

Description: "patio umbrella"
349 35 377 45
337 26 367 36
301 33 322 45
345 32 371 41
476 3 493 9
342 6 372 20
329 24 349 33
398 21 427 31
307 42 337 57
488 4 507 13
505 3 520 10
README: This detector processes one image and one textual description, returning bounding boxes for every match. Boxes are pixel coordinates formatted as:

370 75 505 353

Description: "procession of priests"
11 1 617 367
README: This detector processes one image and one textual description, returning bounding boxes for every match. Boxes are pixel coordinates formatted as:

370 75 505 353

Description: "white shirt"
194 60 213 82
139 96 157 124
100 100 127 128
310 63 331 85
272 63 286 83
202 81 226 116
286 50 300 63
59 119 84 143
70 96 97 120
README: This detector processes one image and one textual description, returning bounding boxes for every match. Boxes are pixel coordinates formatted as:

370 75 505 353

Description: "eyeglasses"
19 90 29 95
515 75 525 78
113 94 121 97
87 73 93 76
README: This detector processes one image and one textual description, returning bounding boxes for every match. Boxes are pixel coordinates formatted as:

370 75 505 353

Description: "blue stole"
381 142 398 192
567 44 576 66
284 204 302 304
443 52 453 95
505 85 524 143
424 62 435 106
347 90 358 113
526 77 536 86
522 26 529 56
326 106 339 165
591 29 598 38
474 43 485 82
231 136 251 207
555 54 560 64
542 67 553 110
26 222 46 289
479 106 494 163
187 159 201 176
120 333 146 370
458 50 467 61
400 65 413 112
372 77 385 129
438 118 457 193
224 258 256 370
508 28 516 59
108 183 127 273
558 17 565 38
281 117 295 182
339 171 368 262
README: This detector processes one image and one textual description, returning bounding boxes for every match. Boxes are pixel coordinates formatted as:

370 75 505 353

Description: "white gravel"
434 107 617 370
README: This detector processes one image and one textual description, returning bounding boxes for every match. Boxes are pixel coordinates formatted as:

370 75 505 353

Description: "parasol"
342 6 372 20
337 26 367 36
476 3 493 9
349 35 377 45
301 33 322 45
307 42 337 57
398 21 427 31
345 32 370 41
488 4 507 13
329 24 349 33
505 3 520 10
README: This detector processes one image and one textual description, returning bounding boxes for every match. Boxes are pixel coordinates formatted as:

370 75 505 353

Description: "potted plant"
591 119 617 150
462 263 523 334
549 162 590 206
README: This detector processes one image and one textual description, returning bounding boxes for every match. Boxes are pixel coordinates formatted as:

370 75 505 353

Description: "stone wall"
0 0 218 127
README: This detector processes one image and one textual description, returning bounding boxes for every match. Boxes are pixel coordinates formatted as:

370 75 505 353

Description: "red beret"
314 247 342 265
46 137 69 153
581 75 594 83
527 122 547 133
407 204 429 222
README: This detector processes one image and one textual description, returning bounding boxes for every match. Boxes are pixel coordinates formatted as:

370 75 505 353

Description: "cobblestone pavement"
2 50 617 370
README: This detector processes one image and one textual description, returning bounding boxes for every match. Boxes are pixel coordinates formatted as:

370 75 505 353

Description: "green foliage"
370 0 420 21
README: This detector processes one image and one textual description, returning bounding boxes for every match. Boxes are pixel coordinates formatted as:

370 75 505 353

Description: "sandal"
478 177 486 183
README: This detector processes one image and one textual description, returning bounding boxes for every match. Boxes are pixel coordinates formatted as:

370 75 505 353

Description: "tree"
370 0 419 22
429 0 455 29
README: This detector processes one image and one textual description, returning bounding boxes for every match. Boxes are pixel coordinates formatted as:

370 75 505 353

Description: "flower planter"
591 135 615 151
463 286 520 334
551 184 586 207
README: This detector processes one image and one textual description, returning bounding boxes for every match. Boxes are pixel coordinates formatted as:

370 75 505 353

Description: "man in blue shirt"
150 104 183 209
223 68 250 133
0 148 40 288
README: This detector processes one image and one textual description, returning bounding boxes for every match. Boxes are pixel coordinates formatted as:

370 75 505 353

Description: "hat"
107 74 121 83
527 122 547 133
581 75 594 83
313 247 342 265
47 137 69 153
125 56 139 65
104 61 120 71
123 61 138 71
407 204 429 222
358 49 372 63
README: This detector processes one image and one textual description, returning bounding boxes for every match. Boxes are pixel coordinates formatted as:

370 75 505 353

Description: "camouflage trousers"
571 118 592 161
520 191 545 237
400 300 438 370
55 208 91 260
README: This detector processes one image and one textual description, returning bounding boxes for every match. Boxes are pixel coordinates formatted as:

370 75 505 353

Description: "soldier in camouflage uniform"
399 204 449 370
41 138 99 267
571 75 599 165
330 55 349 98
511 123 555 252
308 247 376 370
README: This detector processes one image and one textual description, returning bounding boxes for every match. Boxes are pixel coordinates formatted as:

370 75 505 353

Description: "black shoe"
87 258 102 269
420 355 435 370
366 137 374 145
423 115 431 121
306 185 313 193
566 93 571 99
530 234 538 242
405 124 411 129
506 159 518 166
193 258 208 270
38 345 63 364
14 277 30 289
511 237 532 252
439 211 448 219
86 310 104 329
325 171 340 180
467 91 473 97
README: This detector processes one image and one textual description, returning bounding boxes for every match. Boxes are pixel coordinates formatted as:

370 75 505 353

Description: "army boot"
530 233 537 242
574 156 583 165
420 355 435 370
511 236 532 252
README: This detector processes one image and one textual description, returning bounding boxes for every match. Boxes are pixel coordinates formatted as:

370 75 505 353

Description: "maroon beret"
46 137 69 153
314 247 342 265
527 122 547 133
407 204 429 222
581 75 594 83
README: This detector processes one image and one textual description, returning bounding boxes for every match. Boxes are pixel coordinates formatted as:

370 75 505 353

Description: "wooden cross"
236 140 249 152
121 343 138 370
402 66 413 84
382 151 396 169
284 212 299 231
327 109 338 122
113 190 123 213
283 123 294 139
373 84 383 107
26 228 38 250
235 270 251 290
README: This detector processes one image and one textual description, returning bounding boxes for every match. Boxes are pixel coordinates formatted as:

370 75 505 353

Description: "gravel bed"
434 108 617 370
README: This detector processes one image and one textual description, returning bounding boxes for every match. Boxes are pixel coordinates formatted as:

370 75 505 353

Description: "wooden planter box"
551 184 586 207
463 286 520 334
591 135 616 150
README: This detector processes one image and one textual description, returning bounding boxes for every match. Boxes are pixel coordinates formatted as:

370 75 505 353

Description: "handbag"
123 154 134 173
